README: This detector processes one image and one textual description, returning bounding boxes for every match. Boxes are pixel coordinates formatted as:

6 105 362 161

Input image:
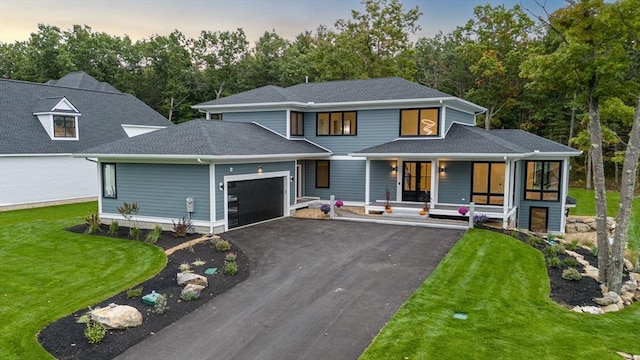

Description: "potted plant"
419 195 429 216
385 186 392 213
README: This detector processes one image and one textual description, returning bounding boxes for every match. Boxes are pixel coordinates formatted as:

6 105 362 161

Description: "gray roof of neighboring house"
353 124 580 156
0 73 172 154
195 77 452 107
78 119 331 158
45 71 121 93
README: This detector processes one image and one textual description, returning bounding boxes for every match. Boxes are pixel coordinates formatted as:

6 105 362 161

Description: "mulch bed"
37 224 249 360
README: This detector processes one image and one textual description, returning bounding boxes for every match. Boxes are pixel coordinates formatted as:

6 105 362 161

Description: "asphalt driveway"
117 218 464 360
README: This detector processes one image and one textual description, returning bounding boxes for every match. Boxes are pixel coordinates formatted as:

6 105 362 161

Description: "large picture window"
316 112 356 136
316 160 330 188
525 161 561 201
400 108 440 136
53 115 76 138
290 111 304 136
102 163 117 198
472 162 505 205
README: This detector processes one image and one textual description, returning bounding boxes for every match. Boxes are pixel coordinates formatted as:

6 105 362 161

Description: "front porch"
365 201 517 229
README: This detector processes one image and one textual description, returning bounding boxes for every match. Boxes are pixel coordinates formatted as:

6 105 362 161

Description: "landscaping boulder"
90 304 143 329
579 306 603 314
624 259 635 272
177 272 208 287
181 283 205 299
601 303 620 313
593 291 621 306
622 278 638 293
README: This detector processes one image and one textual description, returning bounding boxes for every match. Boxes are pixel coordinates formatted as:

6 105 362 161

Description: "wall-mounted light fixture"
439 167 445 174
391 165 397 173
257 166 263 174
219 182 224 191
290 175 294 182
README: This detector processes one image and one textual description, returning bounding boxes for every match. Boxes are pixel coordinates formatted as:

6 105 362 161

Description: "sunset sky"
0 0 566 44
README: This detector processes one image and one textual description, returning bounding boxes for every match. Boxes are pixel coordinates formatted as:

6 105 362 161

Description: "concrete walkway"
117 218 464 360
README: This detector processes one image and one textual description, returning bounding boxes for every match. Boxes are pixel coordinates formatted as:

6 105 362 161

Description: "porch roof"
350 124 580 159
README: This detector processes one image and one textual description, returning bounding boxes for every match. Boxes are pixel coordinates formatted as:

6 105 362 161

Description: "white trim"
1 153 75 157
74 153 331 160
440 106 446 138
328 155 365 161
33 111 80 116
396 160 403 202
431 160 438 203
222 170 290 232
560 158 570 233
210 161 216 234
365 159 371 205
286 109 291 138
97 161 103 213
349 151 580 160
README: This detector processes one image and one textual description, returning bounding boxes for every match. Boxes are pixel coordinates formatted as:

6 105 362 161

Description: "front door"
402 161 431 202
529 207 549 232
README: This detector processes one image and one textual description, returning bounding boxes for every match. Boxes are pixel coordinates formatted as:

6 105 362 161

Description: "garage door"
227 177 284 229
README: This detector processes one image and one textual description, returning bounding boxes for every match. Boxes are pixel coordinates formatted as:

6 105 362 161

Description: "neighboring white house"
0 72 172 210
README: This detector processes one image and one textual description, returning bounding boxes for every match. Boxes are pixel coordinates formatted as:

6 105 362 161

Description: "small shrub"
130 226 142 240
145 224 163 243
108 221 119 236
224 261 238 275
85 213 101 234
473 213 488 224
624 248 640 271
320 203 330 214
547 256 563 268
579 237 595 248
187 245 195 254
225 252 237 262
153 293 169 314
566 239 580 251
192 259 206 267
563 257 580 267
181 289 200 301
117 201 140 230
172 216 192 237
544 244 566 257
547 233 557 242
591 246 599 257
126 287 143 298
527 236 544 247
178 262 192 273
562 268 582 281
215 239 231 252
84 320 106 344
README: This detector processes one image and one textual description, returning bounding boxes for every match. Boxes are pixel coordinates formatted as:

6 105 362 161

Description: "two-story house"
77 77 580 234
0 72 172 210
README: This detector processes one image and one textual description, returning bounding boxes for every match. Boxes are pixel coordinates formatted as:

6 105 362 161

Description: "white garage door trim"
223 171 290 232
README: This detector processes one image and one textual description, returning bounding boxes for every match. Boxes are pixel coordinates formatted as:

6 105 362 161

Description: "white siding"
0 155 97 207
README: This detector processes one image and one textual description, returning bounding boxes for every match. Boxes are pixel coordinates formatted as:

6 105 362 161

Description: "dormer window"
54 115 77 138
33 96 81 141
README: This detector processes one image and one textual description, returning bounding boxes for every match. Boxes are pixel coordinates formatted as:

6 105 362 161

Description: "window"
471 162 505 205
102 163 117 198
400 108 440 136
210 113 222 120
290 111 304 136
316 160 330 188
53 115 76 138
316 112 356 136
525 161 561 201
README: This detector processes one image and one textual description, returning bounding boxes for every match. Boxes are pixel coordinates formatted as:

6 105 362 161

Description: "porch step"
383 208 428 220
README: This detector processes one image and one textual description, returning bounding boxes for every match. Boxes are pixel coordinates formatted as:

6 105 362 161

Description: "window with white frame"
102 163 117 198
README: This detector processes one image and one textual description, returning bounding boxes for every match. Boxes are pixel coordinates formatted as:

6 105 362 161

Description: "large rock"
593 291 621 306
622 277 638 293
91 304 143 329
580 306 603 314
624 259 635 272
177 272 208 287
181 283 205 299
601 303 620 313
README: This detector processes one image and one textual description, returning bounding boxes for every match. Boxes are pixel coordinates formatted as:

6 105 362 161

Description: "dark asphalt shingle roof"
1 73 172 154
45 71 121 93
354 124 580 155
78 119 331 157
195 77 451 106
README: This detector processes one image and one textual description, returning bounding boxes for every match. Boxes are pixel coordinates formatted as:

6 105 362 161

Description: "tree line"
1 0 639 296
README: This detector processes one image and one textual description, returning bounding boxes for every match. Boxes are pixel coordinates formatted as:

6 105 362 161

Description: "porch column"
209 162 216 234
502 160 511 229
365 159 371 205
560 158 570 233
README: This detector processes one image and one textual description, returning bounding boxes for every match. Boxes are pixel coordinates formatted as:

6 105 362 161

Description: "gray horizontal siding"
215 161 295 221
370 160 397 202
516 159 565 232
437 161 471 204
102 163 210 221
444 107 475 133
303 160 365 201
303 109 400 155
223 111 287 136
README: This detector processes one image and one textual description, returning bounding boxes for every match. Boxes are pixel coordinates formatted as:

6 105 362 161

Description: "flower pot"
385 208 392 214
419 209 426 216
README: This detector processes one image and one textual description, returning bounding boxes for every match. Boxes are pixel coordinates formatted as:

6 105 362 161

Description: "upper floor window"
317 111 356 136
53 115 76 138
210 113 222 120
291 111 304 136
400 108 440 137
525 161 561 201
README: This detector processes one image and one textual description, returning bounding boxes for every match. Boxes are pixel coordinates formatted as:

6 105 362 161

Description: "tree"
523 0 640 293
455 4 537 130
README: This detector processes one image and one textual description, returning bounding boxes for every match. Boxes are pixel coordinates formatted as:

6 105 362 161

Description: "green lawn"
360 229 640 360
568 188 640 250
0 202 166 360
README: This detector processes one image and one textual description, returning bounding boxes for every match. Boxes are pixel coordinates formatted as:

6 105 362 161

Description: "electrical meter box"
186 197 194 213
